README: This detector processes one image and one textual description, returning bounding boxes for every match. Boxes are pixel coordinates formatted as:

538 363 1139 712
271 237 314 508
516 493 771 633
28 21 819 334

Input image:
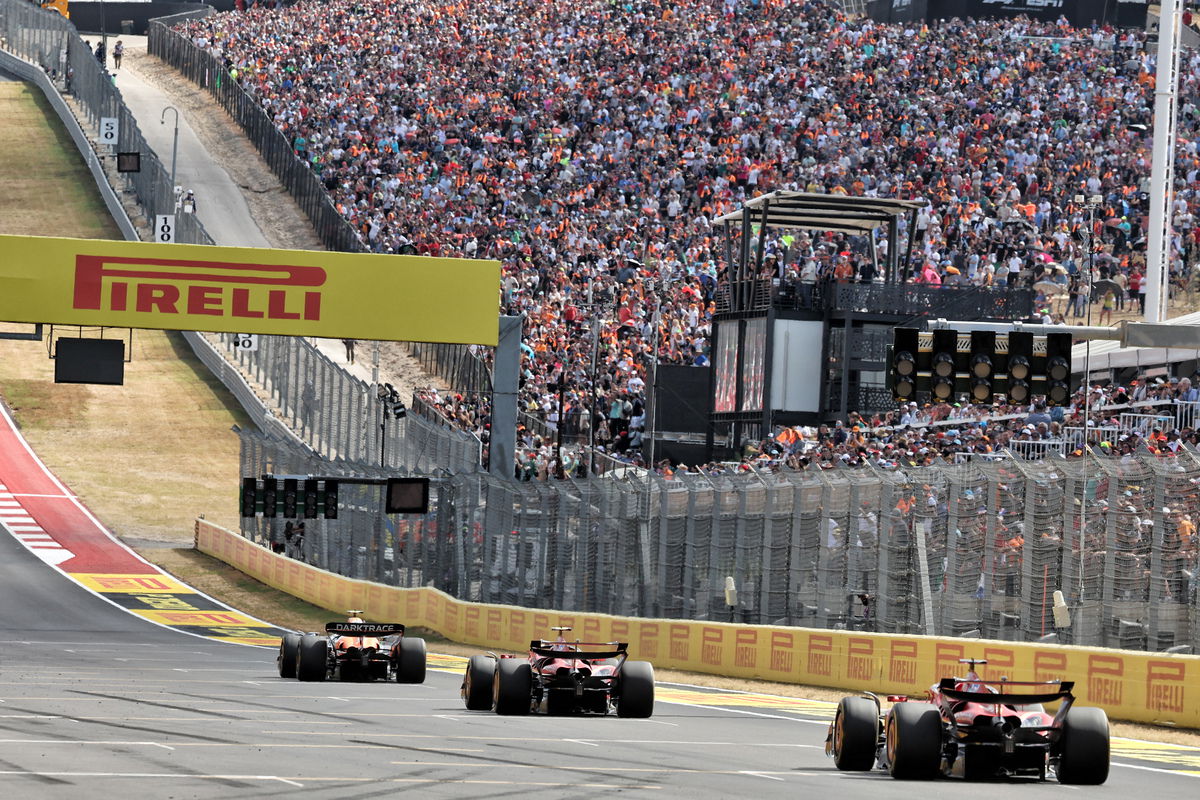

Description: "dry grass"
0 325 248 544
0 83 121 238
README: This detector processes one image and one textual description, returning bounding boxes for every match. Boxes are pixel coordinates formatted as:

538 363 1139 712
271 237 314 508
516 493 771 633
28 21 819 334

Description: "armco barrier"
196 519 1200 729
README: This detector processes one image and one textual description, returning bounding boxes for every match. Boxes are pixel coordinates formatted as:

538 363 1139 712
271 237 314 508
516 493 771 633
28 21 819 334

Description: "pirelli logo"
889 640 918 684
1087 654 1124 705
72 255 326 321
807 634 833 677
1146 661 1186 713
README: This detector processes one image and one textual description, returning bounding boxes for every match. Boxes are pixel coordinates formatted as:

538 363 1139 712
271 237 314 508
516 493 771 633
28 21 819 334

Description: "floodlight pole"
160 106 179 191
646 279 662 470
1146 0 1182 323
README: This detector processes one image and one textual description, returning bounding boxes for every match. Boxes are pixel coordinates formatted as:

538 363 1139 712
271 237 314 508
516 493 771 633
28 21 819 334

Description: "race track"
1 421 1199 796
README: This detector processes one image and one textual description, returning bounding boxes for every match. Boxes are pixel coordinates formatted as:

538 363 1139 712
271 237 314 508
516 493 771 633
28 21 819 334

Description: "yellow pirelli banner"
0 235 500 345
195 520 1200 729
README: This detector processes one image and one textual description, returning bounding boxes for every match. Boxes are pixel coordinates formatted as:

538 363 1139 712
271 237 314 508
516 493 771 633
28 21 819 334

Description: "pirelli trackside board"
0 234 500 345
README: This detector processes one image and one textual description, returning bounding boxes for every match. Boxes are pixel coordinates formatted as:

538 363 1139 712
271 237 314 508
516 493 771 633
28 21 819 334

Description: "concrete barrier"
196 518 1200 728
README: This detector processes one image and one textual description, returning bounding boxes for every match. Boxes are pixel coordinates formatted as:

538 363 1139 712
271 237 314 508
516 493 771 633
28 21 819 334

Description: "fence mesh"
239 420 1199 653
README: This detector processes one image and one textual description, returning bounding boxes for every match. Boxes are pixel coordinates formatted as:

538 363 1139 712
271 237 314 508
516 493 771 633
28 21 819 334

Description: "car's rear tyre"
461 655 496 710
493 659 533 715
887 702 942 779
277 633 301 679
833 696 878 771
395 637 427 684
1056 706 1110 785
296 635 328 682
616 660 655 718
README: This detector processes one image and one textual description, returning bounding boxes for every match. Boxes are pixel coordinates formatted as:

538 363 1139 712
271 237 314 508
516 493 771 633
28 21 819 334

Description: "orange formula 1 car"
277 610 426 683
461 627 654 717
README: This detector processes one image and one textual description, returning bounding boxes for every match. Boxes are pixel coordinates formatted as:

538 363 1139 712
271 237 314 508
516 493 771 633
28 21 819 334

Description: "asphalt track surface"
0 435 1198 797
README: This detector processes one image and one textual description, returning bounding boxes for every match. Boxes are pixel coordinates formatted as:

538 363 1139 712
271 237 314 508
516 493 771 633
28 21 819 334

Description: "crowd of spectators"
177 1 1200 476
717 375 1200 473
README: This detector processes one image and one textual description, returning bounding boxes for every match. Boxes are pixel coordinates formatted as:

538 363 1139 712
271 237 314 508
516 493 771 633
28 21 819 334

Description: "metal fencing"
240 422 1200 654
208 332 483 475
0 0 212 247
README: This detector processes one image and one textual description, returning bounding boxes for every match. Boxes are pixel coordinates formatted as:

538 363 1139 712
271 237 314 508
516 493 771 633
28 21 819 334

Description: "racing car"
276 611 426 683
460 626 654 717
826 658 1109 784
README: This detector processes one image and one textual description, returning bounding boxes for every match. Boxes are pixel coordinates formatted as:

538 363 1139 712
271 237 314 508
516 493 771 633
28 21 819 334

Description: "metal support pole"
160 106 179 191
554 366 566 479
1146 0 1182 323
490 315 522 479
646 284 662 469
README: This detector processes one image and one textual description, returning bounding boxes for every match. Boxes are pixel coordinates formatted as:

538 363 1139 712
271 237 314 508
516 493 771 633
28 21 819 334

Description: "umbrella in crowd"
1092 279 1123 300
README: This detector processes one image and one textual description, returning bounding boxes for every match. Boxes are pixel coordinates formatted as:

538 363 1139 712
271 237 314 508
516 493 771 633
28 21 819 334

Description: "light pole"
160 106 179 192
1074 192 1103 637
645 278 663 470
377 383 407 467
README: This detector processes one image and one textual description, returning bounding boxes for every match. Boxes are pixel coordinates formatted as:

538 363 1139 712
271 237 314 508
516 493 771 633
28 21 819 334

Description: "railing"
717 277 1034 321
241 427 1200 653
1119 412 1176 434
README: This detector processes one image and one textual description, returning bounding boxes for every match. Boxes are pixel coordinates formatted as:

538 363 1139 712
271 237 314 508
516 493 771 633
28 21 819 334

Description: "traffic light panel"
889 328 1073 407
323 480 339 520
1006 331 1034 404
929 329 959 402
304 479 319 519
968 331 995 404
240 477 258 517
282 478 298 518
262 478 279 518
1045 332 1072 405
891 328 919 401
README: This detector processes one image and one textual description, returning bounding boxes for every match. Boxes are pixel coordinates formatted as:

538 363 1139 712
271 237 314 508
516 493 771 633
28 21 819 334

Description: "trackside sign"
0 235 500 345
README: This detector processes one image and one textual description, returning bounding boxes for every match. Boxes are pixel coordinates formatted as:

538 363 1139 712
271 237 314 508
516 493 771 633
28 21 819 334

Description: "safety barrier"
196 518 1200 728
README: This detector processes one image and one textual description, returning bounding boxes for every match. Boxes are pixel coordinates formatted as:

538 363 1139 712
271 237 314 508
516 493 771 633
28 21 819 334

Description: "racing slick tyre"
615 660 655 718
395 637 427 684
494 659 533 715
886 702 942 780
277 633 301 679
296 635 329 682
462 655 497 710
1056 706 1110 785
832 696 879 771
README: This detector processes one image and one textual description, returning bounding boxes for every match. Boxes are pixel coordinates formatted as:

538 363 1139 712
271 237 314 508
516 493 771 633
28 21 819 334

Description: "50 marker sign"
232 333 258 351
99 117 119 146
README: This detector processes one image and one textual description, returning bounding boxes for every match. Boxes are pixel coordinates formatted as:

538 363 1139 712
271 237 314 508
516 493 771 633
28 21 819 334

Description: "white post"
1146 1 1182 323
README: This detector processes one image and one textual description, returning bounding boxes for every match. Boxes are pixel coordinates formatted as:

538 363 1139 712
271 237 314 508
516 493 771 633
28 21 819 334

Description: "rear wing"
936 678 1075 706
529 641 628 660
326 622 406 636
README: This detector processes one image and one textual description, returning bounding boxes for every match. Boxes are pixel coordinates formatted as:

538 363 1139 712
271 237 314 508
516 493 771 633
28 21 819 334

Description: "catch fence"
240 425 1200 654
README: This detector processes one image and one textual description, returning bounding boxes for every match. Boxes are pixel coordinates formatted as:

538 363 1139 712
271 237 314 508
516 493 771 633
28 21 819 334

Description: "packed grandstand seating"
176 0 1200 475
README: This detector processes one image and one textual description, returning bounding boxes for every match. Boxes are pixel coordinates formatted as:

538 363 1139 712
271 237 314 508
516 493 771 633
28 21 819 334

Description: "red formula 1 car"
460 626 655 717
826 658 1109 784
277 611 426 683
